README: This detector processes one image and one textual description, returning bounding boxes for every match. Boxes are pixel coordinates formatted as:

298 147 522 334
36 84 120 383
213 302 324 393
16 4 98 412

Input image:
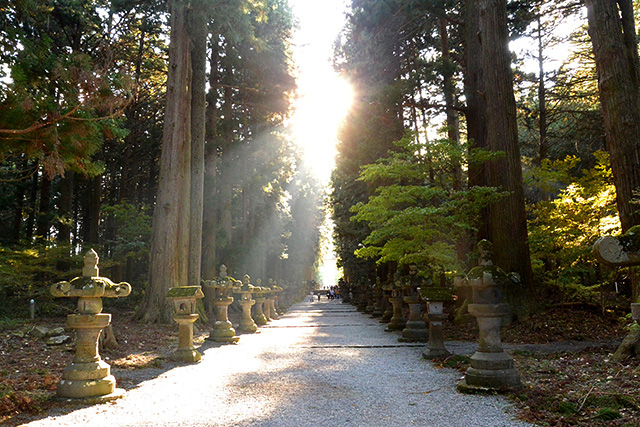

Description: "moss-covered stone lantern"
50 249 131 401
234 275 258 333
203 265 241 344
166 285 204 363
458 240 521 392
251 280 269 326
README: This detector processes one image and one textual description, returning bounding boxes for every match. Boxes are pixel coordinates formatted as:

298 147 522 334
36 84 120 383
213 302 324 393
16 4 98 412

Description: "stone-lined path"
21 299 529 427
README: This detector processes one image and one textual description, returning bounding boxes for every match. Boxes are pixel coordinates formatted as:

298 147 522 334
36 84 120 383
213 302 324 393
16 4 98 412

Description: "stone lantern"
268 279 282 320
379 277 394 324
251 280 269 326
458 241 521 392
385 274 406 332
50 249 131 401
203 265 241 344
234 275 259 333
594 229 640 360
420 284 454 359
399 266 429 343
166 285 204 363
372 277 384 318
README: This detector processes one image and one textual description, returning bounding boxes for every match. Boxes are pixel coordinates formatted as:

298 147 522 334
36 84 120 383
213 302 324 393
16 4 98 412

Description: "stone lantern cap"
166 286 204 315
593 228 640 267
203 265 241 296
467 240 519 305
51 276 131 299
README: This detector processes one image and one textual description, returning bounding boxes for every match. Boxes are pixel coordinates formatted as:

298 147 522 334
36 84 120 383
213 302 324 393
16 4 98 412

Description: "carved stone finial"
219 264 228 278
477 240 494 266
243 274 250 285
83 249 100 277
257 278 262 286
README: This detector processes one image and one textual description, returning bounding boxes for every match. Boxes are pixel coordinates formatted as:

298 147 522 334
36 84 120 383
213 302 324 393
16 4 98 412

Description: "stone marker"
458 241 521 392
50 249 131 401
203 265 241 344
594 229 640 360
166 285 205 363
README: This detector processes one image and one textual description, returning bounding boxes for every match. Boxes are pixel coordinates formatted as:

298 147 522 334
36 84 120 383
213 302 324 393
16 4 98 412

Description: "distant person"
309 292 314 302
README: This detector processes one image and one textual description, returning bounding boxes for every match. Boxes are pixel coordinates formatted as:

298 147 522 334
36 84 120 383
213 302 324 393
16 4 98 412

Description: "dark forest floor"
1 305 637 426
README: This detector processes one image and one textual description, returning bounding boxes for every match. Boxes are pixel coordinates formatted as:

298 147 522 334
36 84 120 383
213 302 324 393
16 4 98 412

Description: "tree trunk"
536 16 548 165
202 33 220 280
138 0 192 323
35 172 51 241
25 163 39 241
479 0 534 319
464 0 490 243
188 4 207 286
57 170 74 245
586 0 640 233
439 17 462 191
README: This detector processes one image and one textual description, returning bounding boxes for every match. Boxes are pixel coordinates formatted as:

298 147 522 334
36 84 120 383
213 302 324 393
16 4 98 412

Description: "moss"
420 286 454 301
166 286 202 298
619 225 640 252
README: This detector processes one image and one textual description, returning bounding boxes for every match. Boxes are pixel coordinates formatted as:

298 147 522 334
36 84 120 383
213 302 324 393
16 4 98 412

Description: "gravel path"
20 299 530 427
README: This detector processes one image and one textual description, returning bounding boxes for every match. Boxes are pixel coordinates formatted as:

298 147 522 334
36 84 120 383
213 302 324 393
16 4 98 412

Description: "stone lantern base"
458 303 521 392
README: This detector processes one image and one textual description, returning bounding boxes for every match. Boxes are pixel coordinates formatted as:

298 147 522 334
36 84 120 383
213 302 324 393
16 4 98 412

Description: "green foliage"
0 245 81 317
528 152 620 303
351 134 502 275
100 201 152 283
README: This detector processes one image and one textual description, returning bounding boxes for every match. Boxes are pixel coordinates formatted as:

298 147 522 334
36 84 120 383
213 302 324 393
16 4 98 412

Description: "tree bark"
57 170 74 245
464 0 490 243
139 0 192 323
479 0 534 319
188 3 207 286
35 172 51 241
202 33 220 280
586 0 640 233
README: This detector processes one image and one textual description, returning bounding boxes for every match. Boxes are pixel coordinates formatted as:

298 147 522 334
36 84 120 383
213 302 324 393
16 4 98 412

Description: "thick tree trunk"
188 4 207 286
202 34 220 280
586 0 640 233
139 0 192 323
439 17 462 191
464 0 490 244
479 0 534 319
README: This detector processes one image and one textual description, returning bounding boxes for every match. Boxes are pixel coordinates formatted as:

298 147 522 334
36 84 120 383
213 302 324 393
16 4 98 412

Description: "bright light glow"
288 0 350 288
290 73 354 183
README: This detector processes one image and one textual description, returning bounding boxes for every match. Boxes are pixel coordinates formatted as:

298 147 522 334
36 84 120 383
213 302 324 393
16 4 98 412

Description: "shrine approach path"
21 299 529 427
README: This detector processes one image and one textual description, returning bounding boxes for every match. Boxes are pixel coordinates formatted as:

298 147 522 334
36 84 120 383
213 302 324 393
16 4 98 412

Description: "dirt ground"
1 305 638 426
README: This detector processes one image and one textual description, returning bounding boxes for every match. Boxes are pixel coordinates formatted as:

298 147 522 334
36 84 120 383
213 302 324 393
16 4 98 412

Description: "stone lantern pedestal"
235 275 258 333
203 266 241 344
166 286 205 363
458 241 521 392
50 249 131 401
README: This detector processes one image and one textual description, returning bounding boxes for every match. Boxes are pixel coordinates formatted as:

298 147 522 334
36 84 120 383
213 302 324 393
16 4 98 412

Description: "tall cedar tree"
478 0 534 319
139 0 193 323
585 0 640 233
